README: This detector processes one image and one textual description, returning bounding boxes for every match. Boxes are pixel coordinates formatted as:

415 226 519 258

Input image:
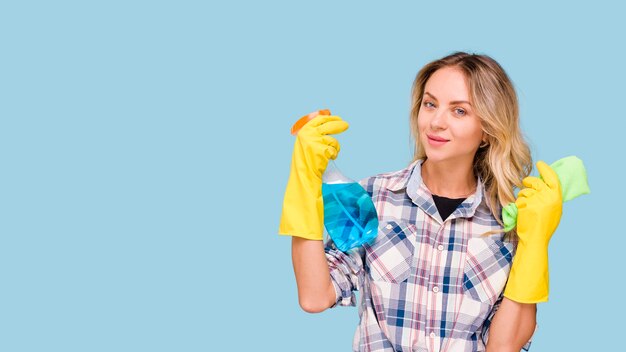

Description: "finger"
307 114 343 128
324 145 339 160
515 195 529 209
324 146 339 160
317 118 349 136
321 135 340 159
522 175 548 191
321 135 340 151
536 160 560 191
517 188 537 199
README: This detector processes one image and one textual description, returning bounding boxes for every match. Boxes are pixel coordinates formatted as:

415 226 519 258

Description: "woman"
279 52 562 351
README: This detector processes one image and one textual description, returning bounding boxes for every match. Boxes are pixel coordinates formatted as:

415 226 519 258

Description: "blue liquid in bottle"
322 181 379 252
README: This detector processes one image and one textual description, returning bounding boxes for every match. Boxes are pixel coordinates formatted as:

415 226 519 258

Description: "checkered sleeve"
480 292 534 351
325 242 364 307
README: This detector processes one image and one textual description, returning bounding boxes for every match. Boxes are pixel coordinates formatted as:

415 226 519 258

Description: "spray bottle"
291 110 378 252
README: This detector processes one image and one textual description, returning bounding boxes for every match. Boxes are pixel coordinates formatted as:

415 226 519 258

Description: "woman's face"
417 66 485 164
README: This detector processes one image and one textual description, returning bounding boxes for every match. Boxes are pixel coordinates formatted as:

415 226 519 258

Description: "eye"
454 108 466 116
423 101 435 108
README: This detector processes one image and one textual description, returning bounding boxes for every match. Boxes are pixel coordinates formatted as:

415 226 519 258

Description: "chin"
425 150 477 165
424 156 450 164
423 150 448 162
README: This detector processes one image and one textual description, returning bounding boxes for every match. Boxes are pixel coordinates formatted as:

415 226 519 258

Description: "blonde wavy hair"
409 51 532 236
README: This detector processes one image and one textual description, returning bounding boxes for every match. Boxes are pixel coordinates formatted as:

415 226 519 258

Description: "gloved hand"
504 161 563 303
502 155 589 232
278 113 349 240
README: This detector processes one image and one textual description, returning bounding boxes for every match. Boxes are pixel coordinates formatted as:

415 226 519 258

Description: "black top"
432 194 467 221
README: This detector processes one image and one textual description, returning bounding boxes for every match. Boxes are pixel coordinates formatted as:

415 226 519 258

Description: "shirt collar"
386 159 485 223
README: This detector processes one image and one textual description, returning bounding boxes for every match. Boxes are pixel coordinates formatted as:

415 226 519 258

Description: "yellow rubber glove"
504 161 563 303
278 114 349 240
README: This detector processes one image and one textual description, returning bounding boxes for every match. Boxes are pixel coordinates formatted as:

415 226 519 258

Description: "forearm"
291 236 336 313
486 297 536 352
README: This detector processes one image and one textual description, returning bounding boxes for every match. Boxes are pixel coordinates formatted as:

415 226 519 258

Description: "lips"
427 133 449 142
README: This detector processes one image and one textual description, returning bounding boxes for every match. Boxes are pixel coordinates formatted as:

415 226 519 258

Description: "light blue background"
0 1 622 351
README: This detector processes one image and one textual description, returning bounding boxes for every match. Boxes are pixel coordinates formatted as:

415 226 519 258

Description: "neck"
421 158 477 198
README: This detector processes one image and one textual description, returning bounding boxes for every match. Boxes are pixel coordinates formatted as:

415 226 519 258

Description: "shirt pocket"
364 220 415 284
462 236 514 305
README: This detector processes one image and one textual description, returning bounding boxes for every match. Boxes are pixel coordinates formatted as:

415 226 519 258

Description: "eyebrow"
424 92 472 106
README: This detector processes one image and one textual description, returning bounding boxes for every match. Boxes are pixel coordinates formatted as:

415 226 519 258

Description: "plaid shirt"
325 159 534 352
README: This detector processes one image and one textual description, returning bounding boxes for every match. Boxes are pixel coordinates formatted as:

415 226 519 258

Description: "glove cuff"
503 243 550 303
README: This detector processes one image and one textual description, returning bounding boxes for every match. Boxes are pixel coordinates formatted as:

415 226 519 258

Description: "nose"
430 109 446 130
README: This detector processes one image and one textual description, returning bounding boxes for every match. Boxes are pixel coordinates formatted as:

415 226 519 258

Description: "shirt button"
437 244 444 251
430 332 436 339
386 224 393 230
433 286 439 293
